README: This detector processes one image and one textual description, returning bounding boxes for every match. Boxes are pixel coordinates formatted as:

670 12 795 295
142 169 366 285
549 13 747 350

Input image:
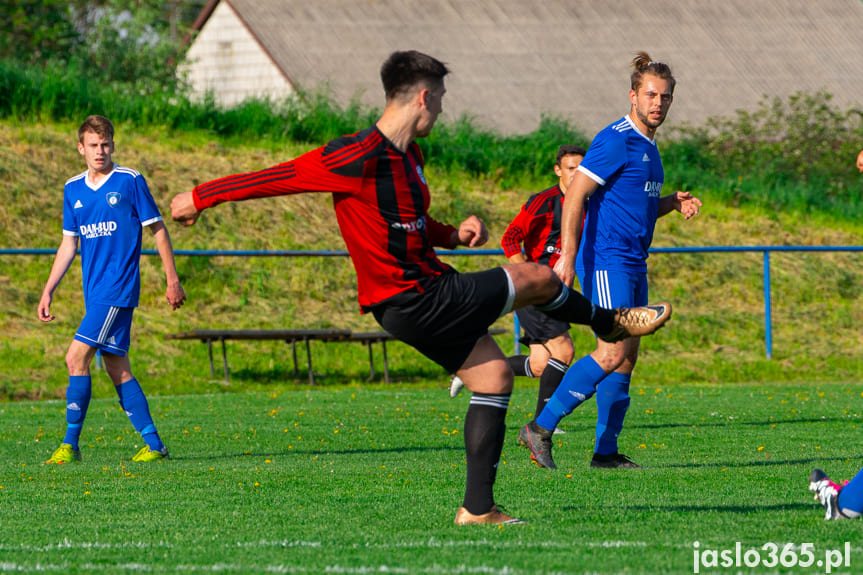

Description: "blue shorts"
74 303 134 356
577 269 648 309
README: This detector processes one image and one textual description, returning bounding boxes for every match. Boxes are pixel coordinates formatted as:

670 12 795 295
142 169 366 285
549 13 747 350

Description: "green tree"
0 0 83 63
0 0 208 92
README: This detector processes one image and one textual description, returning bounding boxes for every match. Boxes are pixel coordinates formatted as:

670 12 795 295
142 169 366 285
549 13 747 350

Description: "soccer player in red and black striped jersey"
498 145 586 421
171 50 671 525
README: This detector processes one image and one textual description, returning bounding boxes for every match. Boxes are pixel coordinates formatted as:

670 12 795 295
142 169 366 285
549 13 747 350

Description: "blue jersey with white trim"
62 165 162 307
575 115 663 273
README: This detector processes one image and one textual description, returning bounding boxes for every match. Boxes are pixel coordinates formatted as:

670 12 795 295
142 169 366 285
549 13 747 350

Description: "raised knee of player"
509 263 559 307
459 360 514 395
546 334 575 365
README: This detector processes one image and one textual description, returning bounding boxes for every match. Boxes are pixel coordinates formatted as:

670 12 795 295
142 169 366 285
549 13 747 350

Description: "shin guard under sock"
116 378 164 452
595 372 632 455
63 375 92 450
536 355 606 431
536 358 568 417
505 355 533 377
535 283 615 335
462 393 510 515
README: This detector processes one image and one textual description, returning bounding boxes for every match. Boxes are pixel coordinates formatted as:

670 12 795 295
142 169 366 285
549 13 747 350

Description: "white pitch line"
0 539 173 552
230 540 322 549
346 539 647 551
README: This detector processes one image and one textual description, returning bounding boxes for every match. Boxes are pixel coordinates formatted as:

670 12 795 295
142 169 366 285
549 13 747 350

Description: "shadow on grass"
629 417 853 430
563 502 814 513
552 417 853 433
171 444 461 461
658 455 850 469
226 366 446 385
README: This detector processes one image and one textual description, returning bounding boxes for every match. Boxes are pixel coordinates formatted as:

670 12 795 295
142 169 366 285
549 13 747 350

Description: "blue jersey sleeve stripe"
577 165 605 186
63 229 79 236
114 166 142 177
65 171 88 186
140 216 163 227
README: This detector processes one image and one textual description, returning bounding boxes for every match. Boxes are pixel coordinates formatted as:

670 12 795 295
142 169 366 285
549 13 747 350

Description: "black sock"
536 283 615 335
462 393 509 515
536 357 568 416
505 355 533 377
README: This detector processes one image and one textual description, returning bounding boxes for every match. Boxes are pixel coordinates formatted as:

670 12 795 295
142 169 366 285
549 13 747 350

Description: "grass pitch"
1 382 861 574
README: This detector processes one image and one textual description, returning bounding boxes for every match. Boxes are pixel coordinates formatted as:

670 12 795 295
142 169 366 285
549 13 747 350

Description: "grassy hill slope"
1 121 861 400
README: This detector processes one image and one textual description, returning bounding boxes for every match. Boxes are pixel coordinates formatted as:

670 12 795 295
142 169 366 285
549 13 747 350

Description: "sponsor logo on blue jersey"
644 181 663 197
80 221 118 239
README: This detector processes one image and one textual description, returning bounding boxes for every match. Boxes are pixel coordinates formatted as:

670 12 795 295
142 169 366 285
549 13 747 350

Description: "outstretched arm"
149 221 186 310
38 234 78 322
170 191 201 227
658 190 702 219
170 161 303 227
170 159 304 226
172 147 360 227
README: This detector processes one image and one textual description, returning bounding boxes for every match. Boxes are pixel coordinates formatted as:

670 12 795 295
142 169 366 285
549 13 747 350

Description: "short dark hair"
556 145 586 165
78 115 114 143
380 50 449 100
631 51 676 94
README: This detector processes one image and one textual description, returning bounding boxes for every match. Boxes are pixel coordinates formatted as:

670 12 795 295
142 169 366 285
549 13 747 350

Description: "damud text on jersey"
644 181 662 197
80 221 118 238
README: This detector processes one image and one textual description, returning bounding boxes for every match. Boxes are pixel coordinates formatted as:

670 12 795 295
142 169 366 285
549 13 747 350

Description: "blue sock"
536 355 606 431
595 372 632 455
116 378 164 451
63 375 92 450
838 467 863 518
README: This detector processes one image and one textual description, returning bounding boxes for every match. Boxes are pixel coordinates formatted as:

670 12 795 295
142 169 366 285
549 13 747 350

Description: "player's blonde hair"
631 52 676 94
78 115 114 143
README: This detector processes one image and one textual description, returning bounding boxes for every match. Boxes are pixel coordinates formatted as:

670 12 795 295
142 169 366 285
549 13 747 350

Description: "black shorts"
370 269 510 373
515 305 570 346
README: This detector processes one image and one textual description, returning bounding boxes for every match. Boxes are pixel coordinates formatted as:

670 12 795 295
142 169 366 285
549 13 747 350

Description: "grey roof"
197 0 863 135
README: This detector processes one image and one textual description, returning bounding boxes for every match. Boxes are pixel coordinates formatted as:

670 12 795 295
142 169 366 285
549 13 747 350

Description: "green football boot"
132 445 170 462
46 443 81 464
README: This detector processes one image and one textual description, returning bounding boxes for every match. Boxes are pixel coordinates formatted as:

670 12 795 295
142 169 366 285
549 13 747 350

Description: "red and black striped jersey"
193 126 458 310
500 186 586 268
501 185 565 267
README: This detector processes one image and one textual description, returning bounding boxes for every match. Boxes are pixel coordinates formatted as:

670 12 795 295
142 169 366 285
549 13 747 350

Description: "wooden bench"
165 329 351 384
165 328 506 384
348 331 396 384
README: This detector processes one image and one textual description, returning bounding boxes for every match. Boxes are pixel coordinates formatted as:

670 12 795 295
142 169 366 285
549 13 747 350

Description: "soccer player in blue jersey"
809 468 863 520
807 151 863 520
518 52 702 470
38 115 186 464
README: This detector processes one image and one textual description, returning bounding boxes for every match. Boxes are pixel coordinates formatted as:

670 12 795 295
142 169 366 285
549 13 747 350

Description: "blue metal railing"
649 246 862 359
4 246 861 359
